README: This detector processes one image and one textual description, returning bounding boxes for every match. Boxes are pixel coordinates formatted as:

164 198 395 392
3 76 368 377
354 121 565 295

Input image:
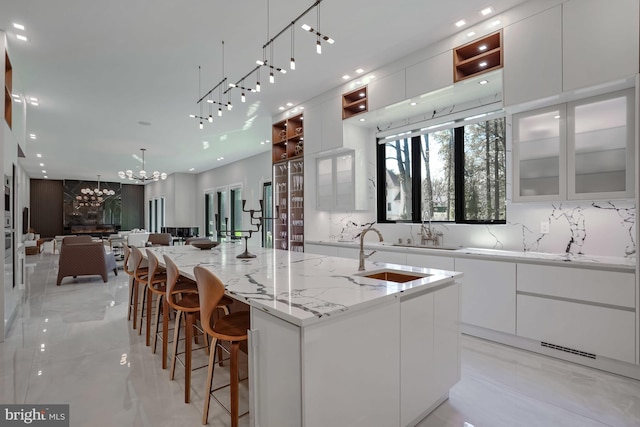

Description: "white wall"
195 151 271 244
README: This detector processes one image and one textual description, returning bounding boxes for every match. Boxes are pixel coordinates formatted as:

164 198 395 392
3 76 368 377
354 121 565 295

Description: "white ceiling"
0 0 528 183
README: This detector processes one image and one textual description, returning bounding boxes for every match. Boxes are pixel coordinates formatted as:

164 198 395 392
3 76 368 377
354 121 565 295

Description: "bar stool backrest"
193 266 227 337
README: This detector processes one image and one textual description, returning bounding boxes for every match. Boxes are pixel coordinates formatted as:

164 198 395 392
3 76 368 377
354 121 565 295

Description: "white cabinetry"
405 51 452 100
367 69 406 111
316 151 355 211
406 252 455 271
562 0 639 92
516 264 636 364
503 6 562 106
456 258 516 334
513 88 635 201
401 283 460 426
304 243 338 257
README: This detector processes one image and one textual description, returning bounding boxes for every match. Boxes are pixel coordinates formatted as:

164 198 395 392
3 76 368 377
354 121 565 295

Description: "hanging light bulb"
316 39 322 54
256 81 261 92
269 71 275 84
218 107 223 117
241 92 246 103
290 22 296 70
199 121 204 129
208 114 213 123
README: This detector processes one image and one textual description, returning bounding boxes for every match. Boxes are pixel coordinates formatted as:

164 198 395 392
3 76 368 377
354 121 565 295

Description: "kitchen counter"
306 239 635 271
148 243 461 327
148 243 463 426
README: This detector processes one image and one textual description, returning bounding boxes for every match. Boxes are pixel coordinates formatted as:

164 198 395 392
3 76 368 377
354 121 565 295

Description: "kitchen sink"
355 269 431 284
392 243 461 250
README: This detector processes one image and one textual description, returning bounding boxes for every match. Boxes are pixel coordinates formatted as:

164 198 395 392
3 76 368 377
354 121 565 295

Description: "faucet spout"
358 225 384 271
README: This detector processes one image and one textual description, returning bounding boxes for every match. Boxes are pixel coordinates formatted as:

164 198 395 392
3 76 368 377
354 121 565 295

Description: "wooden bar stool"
131 246 152 339
143 249 169 347
164 255 234 404
194 265 250 426
148 250 197 369
125 244 148 330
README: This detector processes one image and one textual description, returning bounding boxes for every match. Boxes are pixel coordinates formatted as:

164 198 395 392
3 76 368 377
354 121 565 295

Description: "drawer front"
517 264 635 308
517 294 635 363
406 253 455 271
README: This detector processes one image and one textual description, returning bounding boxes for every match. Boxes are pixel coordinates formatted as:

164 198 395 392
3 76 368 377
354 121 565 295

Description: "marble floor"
1 251 640 427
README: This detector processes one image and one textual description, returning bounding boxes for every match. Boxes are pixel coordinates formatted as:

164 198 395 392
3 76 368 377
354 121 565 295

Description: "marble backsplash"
307 200 636 259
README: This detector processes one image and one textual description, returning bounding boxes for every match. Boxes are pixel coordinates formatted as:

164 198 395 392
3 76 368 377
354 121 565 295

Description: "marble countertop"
306 240 636 271
147 244 461 327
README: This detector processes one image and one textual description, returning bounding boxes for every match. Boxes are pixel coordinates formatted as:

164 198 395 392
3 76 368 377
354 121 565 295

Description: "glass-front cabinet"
567 89 635 199
272 159 304 252
316 151 355 210
513 88 634 202
513 105 566 201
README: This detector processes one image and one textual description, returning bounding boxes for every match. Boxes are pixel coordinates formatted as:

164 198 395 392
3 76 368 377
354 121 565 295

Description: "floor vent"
541 342 596 359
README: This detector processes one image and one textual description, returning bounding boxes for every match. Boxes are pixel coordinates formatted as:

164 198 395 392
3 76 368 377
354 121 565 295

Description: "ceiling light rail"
194 0 334 128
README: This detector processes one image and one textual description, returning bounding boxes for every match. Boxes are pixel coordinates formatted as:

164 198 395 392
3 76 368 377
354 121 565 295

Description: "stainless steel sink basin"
355 269 431 284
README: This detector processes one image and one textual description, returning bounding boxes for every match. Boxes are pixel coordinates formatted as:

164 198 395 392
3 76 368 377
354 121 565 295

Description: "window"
230 186 243 238
204 191 215 238
262 182 273 248
148 196 165 232
216 188 227 240
377 114 506 223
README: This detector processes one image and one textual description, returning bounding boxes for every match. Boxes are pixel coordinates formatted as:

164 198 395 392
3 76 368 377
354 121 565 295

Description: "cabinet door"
304 243 339 257
316 156 333 210
503 6 562 106
334 153 355 210
563 0 639 92
405 51 452 100
321 95 344 152
456 258 516 334
567 88 635 199
273 162 289 250
406 252 455 271
513 104 567 201
367 70 406 111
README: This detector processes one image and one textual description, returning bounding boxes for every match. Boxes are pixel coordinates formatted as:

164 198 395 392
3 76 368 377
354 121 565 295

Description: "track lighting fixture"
194 0 334 124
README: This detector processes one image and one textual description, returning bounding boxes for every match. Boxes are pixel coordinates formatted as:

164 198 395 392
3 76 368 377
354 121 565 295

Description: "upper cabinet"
513 88 635 202
316 151 355 211
503 7 562 107
562 0 639 93
453 30 503 83
504 1 639 107
405 51 452 100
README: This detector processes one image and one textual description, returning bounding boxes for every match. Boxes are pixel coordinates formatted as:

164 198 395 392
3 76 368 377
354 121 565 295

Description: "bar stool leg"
145 287 153 346
185 313 193 403
152 293 164 354
230 341 239 427
131 279 139 329
170 311 183 381
202 337 219 425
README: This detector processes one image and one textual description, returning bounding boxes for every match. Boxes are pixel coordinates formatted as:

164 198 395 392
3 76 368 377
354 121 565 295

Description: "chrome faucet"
420 222 443 247
358 225 384 271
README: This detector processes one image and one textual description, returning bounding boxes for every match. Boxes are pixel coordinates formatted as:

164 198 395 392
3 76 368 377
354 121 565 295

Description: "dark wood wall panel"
30 179 64 238
121 184 144 230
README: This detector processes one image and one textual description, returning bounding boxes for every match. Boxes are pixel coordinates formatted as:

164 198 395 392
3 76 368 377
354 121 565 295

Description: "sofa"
56 236 118 285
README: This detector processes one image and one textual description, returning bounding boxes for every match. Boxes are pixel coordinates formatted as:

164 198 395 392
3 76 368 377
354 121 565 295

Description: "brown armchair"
57 236 118 285
147 233 173 246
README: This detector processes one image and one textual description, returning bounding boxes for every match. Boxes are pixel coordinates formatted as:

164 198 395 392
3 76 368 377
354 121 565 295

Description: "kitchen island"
147 243 463 427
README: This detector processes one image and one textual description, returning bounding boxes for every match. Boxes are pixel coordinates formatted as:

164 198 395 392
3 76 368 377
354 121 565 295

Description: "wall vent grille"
541 342 596 359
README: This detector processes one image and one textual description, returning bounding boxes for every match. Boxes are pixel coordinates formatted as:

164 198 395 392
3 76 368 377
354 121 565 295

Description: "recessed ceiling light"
279 106 285 110
359 105 365 109
467 31 476 37
359 118 366 122
189 167 195 172
455 19 466 27
30 101 39 106
29 134 36 139
479 61 488 67
12 23 25 30
410 102 417 106
39 163 44 167
16 34 28 42
42 170 46 173
36 153 42 158
286 102 293 107
217 157 224 161
29 97 38 102
478 44 488 51
359 92 365 97
342 75 350 80
355 68 364 74
554 115 560 119
479 80 489 85
480 7 493 16
11 94 20 99
260 141 265 145
490 20 501 27
43 176 48 179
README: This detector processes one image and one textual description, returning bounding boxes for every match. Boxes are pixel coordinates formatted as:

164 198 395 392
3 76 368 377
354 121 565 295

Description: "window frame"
377 113 506 225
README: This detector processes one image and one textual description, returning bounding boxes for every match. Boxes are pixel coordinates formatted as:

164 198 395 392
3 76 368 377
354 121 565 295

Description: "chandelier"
75 175 115 207
118 148 167 182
